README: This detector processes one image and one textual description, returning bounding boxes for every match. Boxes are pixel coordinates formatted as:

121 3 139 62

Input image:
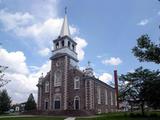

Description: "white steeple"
60 7 70 37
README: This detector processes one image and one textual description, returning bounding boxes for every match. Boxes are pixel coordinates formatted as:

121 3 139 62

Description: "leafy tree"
130 0 160 112
0 65 10 87
119 67 160 115
132 35 160 64
25 93 36 111
142 77 160 109
0 89 11 114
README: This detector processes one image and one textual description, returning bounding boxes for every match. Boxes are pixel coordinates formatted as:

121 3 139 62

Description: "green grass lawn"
0 117 64 120
77 112 160 120
0 112 160 120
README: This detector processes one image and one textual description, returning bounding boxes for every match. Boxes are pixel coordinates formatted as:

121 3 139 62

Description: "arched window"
105 89 108 105
111 92 113 105
54 71 62 87
74 76 80 89
61 40 64 47
74 96 80 110
54 95 61 109
97 86 101 104
68 41 71 48
45 81 49 93
56 42 59 49
72 44 75 51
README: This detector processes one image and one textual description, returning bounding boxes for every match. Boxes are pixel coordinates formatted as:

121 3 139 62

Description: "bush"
129 113 146 118
149 113 158 117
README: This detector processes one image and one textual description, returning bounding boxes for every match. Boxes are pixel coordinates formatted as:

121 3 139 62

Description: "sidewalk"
64 117 76 120
0 115 35 118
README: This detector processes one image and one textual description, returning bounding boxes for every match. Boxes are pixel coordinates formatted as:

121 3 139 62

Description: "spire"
60 7 71 37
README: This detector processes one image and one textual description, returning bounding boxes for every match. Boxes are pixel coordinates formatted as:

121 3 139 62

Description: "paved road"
64 117 76 120
0 115 35 118
0 116 99 119
0 115 76 120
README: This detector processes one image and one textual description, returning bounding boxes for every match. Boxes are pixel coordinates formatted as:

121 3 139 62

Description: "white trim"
49 68 52 110
85 80 88 109
52 47 77 60
89 80 94 109
74 76 80 89
64 56 68 110
39 88 41 109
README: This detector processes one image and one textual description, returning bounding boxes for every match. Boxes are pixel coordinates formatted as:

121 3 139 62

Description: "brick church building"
37 12 117 115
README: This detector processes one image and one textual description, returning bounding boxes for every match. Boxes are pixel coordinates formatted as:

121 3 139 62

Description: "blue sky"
0 0 160 103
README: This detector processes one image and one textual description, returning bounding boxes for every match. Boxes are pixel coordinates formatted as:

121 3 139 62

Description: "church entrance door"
55 100 60 109
45 101 48 110
74 96 80 110
54 95 61 110
75 99 79 110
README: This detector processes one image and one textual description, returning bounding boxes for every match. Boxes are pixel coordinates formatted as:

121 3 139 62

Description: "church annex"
37 12 117 115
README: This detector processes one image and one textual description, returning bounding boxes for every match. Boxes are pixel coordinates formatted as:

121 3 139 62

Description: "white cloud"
102 57 122 66
0 2 87 60
0 48 29 74
137 19 149 26
0 48 50 103
38 48 50 57
97 55 102 58
15 18 77 48
99 72 113 85
74 37 88 61
15 18 62 44
129 69 135 73
0 10 78 48
0 10 34 31
30 0 58 19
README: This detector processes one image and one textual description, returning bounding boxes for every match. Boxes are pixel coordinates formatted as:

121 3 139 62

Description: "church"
37 11 117 115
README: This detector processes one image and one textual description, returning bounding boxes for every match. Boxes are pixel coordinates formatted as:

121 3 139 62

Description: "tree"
0 65 10 87
0 89 11 114
25 93 36 111
142 76 160 109
119 67 160 115
132 35 160 64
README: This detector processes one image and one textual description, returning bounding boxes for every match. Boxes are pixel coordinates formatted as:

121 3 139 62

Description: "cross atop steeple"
87 61 91 68
65 7 67 14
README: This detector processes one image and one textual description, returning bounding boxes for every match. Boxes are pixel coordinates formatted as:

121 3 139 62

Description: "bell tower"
49 8 78 111
51 8 78 66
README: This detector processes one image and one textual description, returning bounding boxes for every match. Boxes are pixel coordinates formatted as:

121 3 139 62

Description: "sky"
0 0 160 103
